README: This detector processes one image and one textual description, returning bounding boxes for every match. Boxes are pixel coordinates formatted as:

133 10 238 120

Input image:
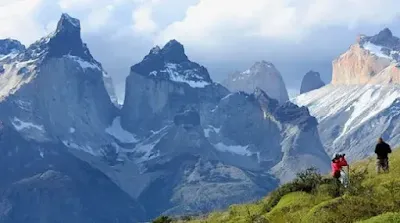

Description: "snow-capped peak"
357 28 400 62
130 40 212 88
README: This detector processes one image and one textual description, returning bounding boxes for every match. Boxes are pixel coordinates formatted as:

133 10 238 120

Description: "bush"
264 167 323 211
345 168 372 196
152 216 173 223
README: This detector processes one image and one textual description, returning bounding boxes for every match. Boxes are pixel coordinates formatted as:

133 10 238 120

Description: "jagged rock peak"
150 46 161 55
376 28 393 39
359 27 400 51
56 13 81 33
300 70 325 94
150 39 188 63
130 39 212 86
252 60 275 69
222 60 289 104
0 39 25 55
19 13 97 63
46 13 89 59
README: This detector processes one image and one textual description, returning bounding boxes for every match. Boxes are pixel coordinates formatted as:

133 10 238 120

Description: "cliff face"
332 28 400 85
331 44 391 85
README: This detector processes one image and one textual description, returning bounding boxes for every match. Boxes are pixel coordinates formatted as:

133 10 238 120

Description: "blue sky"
1 0 400 99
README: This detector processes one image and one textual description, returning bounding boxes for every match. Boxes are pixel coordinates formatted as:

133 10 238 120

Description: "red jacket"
331 157 348 176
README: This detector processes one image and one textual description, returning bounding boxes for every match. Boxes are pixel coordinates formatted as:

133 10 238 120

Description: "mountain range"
294 27 400 162
0 13 330 221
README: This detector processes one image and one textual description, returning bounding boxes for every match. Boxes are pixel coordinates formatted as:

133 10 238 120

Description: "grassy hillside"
154 149 400 223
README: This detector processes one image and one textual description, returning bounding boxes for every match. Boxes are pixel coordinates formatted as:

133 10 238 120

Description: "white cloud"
58 0 97 10
156 0 400 47
0 0 50 44
132 0 160 35
83 5 115 32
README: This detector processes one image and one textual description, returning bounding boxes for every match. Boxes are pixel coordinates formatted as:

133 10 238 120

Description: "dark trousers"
376 158 389 173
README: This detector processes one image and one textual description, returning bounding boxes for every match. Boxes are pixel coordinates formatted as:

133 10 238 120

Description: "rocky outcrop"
332 28 400 85
300 71 325 94
0 13 117 153
120 40 329 216
0 124 145 223
121 39 229 137
222 61 289 104
0 39 25 56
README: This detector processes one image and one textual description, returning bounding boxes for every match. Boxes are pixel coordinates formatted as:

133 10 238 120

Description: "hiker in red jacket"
331 153 349 196
331 153 348 179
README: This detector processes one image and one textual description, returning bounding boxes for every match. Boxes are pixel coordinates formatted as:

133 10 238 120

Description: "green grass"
171 149 400 223
357 212 400 223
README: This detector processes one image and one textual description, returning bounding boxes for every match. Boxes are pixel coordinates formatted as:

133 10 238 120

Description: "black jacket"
375 142 392 159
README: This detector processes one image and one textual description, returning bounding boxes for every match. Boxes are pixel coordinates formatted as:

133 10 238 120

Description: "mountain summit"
300 70 325 94
222 61 289 104
130 39 212 86
332 28 400 85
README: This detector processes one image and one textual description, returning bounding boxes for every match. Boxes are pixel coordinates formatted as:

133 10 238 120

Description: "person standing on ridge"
375 137 392 173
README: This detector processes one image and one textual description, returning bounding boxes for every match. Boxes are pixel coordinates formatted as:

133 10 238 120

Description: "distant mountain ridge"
294 28 400 162
222 61 289 104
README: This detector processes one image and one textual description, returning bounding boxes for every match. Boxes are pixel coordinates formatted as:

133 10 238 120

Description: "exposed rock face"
0 39 25 56
0 13 117 153
222 61 289 104
0 124 145 223
293 28 400 162
332 28 400 85
121 39 229 137
300 71 325 94
118 39 330 217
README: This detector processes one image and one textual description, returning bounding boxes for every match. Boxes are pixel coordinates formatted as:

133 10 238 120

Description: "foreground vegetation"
153 149 400 223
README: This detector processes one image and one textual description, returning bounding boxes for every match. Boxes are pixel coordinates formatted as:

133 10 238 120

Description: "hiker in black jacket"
375 137 392 173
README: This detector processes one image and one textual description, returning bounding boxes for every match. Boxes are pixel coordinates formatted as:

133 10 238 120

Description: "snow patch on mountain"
65 55 101 71
294 85 400 129
214 142 252 156
134 142 161 163
106 117 138 143
204 125 220 137
12 117 45 132
62 140 96 156
293 84 400 159
362 42 393 59
149 63 210 88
